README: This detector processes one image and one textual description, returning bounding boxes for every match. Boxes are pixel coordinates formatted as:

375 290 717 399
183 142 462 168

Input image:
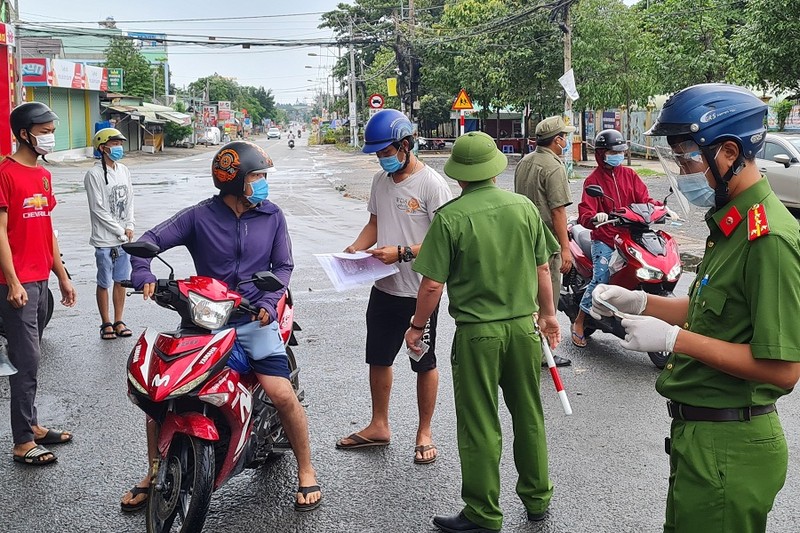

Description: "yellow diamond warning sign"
451 89 474 111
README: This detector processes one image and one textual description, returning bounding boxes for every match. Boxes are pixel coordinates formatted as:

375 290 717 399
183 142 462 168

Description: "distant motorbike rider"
570 129 676 347
121 141 322 512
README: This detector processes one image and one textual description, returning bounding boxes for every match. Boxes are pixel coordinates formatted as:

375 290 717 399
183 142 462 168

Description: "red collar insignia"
718 205 743 237
747 203 770 241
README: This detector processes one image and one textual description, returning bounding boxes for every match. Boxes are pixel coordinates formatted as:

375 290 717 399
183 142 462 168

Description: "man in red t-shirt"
0 102 76 466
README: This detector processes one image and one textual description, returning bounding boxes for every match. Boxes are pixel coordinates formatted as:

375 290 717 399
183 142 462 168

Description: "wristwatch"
400 246 414 263
409 315 425 331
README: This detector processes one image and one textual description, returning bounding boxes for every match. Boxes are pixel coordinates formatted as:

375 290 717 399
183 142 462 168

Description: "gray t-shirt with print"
367 165 452 297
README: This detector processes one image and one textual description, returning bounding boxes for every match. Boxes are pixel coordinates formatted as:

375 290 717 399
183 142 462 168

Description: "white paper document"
315 252 400 291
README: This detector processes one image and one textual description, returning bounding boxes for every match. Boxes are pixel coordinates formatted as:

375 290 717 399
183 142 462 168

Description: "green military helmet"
443 131 508 182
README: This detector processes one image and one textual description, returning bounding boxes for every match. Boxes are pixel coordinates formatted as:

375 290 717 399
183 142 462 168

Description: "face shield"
654 140 715 214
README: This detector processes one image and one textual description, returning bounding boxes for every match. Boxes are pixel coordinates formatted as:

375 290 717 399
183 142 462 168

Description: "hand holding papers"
315 251 400 291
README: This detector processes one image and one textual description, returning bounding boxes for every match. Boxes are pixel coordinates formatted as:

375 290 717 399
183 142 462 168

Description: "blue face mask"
605 153 625 167
378 153 404 173
246 177 269 205
108 146 124 161
676 172 715 208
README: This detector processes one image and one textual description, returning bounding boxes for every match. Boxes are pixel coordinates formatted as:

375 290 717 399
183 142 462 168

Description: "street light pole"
348 20 358 147
562 3 574 178
12 0 22 106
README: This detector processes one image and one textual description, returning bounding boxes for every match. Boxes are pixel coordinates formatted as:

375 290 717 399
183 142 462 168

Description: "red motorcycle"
558 184 682 368
122 242 301 533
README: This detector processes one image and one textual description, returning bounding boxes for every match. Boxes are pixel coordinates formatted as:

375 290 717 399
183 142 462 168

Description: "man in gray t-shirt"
335 110 452 465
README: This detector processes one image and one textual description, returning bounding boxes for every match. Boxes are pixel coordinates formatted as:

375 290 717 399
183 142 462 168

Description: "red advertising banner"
22 58 108 91
22 58 48 86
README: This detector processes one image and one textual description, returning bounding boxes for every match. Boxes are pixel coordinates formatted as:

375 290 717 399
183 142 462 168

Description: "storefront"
22 57 106 160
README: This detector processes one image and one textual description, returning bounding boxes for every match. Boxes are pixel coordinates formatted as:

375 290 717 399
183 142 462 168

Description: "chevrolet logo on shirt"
22 194 51 219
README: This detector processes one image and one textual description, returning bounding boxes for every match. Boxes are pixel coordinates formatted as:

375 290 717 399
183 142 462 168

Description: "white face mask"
32 133 56 155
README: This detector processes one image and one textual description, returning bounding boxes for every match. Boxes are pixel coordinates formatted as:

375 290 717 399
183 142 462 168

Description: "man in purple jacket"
120 141 321 513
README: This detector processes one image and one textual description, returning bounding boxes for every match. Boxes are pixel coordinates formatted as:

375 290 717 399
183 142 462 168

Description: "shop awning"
155 111 192 126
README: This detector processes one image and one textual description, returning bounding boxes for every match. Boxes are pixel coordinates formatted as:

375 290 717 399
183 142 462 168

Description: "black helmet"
594 129 628 152
10 102 58 145
212 141 275 196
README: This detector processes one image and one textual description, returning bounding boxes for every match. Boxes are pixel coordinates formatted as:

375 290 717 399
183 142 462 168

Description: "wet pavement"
0 137 798 532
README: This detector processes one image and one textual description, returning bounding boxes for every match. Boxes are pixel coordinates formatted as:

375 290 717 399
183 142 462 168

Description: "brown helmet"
212 141 275 196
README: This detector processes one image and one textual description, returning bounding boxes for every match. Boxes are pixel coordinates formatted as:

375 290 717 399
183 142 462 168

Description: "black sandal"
294 485 322 512
120 485 149 512
13 444 56 466
100 322 116 340
113 321 133 338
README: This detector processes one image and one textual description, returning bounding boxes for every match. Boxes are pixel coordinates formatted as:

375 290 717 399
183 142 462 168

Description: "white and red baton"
541 338 572 415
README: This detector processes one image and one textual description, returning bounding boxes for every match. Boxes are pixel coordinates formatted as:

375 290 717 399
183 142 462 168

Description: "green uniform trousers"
664 411 787 533
452 316 552 530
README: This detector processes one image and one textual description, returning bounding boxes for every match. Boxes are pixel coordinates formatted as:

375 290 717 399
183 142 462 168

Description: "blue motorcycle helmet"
646 83 767 208
362 109 414 154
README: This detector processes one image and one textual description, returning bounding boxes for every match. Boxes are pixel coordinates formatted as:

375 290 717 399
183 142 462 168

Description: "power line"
19 11 327 24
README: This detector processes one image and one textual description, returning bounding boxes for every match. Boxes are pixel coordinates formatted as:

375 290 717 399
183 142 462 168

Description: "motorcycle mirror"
122 242 175 280
253 272 285 292
237 271 285 293
123 241 161 258
585 184 605 198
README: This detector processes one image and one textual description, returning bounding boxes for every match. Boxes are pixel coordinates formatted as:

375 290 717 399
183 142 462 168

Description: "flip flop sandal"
570 326 587 348
414 444 438 465
335 432 390 449
100 322 116 340
121 485 149 512
113 321 133 338
34 428 73 446
294 485 322 512
13 444 56 466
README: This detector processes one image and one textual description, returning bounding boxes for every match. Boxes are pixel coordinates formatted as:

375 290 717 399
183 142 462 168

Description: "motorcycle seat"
571 224 593 258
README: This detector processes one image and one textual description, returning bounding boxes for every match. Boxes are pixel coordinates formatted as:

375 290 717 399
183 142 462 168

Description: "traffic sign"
451 89 474 111
369 93 384 109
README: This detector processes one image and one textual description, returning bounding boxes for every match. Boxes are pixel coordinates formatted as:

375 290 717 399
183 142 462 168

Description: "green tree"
573 0 654 111
733 0 800 93
637 0 746 94
104 37 156 100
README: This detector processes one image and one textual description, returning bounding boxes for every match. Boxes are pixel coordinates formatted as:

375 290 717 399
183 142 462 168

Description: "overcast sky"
21 0 347 104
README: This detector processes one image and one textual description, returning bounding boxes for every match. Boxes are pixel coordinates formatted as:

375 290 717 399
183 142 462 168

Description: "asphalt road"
1 137 798 532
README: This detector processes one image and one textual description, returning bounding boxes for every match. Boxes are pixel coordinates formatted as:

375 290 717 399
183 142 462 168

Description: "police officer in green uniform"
514 115 574 368
590 84 800 533
403 132 561 532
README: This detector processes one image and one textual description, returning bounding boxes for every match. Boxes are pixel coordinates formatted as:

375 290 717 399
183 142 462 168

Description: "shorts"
95 246 132 289
226 320 291 380
365 286 437 372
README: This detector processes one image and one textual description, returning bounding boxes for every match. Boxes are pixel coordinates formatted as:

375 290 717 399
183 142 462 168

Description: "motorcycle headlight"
636 266 664 281
188 291 234 330
167 371 211 399
128 370 147 395
628 246 665 281
667 263 682 281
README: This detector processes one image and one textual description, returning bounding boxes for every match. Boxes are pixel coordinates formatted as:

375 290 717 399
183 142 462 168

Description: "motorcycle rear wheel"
648 351 670 369
146 435 215 533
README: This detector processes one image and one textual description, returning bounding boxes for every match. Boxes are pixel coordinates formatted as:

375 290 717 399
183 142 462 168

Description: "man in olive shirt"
592 84 800 533
404 132 561 532
515 115 574 367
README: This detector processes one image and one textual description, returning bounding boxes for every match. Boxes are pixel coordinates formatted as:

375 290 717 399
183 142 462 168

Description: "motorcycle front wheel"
648 351 670 369
146 435 215 533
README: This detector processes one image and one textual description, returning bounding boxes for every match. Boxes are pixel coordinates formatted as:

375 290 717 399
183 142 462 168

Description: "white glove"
666 208 680 220
592 212 609 224
619 315 680 353
590 284 647 319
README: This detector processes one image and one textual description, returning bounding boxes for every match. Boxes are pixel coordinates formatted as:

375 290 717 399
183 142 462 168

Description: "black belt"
667 401 776 422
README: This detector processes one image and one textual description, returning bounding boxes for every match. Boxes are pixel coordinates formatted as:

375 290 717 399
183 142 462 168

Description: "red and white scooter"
122 241 301 533
558 184 682 368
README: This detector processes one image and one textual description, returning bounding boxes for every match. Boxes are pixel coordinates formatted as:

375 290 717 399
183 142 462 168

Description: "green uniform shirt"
413 181 559 324
513 146 572 235
656 178 800 407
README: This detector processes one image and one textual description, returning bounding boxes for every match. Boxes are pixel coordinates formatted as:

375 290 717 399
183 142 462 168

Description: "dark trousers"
0 281 48 444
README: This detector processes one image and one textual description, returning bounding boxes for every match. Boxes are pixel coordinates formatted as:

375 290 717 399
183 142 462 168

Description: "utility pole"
562 3 574 178
348 20 358 147
12 0 22 106
408 0 417 124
